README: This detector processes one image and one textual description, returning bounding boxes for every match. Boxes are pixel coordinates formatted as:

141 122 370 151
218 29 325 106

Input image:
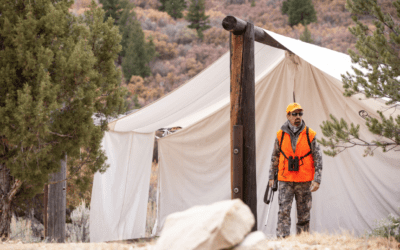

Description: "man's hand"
269 179 274 188
310 181 320 192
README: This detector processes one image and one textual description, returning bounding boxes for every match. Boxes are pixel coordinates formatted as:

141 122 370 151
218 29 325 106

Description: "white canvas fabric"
108 42 285 133
264 30 355 81
90 131 154 242
90 29 400 242
157 54 400 236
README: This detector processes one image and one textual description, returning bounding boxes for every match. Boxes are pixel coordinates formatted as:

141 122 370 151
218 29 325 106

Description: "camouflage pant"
276 181 312 237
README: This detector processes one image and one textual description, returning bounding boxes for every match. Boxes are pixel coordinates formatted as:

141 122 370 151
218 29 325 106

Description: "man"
268 103 323 238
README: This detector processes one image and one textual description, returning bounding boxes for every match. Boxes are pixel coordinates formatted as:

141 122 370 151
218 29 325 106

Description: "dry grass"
250 232 400 250
2 232 399 249
0 241 155 250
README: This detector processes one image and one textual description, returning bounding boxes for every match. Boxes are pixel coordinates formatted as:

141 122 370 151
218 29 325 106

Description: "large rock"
155 199 255 250
233 231 266 250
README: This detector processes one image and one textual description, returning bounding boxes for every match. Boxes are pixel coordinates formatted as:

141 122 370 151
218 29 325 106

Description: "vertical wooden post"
47 155 66 242
232 125 243 199
230 31 244 201
241 22 257 231
43 184 48 238
230 22 257 231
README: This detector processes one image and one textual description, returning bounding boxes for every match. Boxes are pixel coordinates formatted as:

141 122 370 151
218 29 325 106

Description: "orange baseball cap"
286 103 303 113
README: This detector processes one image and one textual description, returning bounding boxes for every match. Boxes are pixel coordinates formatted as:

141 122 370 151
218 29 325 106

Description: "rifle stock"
264 171 278 204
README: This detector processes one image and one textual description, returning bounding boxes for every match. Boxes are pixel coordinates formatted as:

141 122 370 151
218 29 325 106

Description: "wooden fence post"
47 155 66 242
43 184 48 238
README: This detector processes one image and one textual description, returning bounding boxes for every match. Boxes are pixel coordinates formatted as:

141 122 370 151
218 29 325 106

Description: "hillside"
126 0 400 108
70 0 398 108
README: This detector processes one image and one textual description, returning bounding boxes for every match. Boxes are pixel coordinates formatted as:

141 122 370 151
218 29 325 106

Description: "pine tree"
0 0 126 236
159 0 167 11
99 0 156 81
119 1 156 81
185 0 211 40
100 0 124 24
281 0 317 27
165 0 187 19
318 0 400 157
300 25 314 44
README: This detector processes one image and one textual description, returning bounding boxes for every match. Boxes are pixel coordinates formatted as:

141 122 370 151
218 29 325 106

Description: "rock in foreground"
155 199 254 250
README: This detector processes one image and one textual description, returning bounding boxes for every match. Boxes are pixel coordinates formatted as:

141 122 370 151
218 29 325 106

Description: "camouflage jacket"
268 120 323 183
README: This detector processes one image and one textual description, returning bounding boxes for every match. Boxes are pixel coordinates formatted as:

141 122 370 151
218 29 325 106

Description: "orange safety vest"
277 127 316 182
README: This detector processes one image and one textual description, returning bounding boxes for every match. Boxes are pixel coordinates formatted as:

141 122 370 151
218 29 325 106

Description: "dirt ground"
0 241 154 250
1 233 399 250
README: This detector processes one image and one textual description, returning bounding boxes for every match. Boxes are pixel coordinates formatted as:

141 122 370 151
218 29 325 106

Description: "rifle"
264 170 278 227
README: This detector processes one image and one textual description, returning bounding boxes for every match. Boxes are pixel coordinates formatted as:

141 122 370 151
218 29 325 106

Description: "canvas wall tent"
89 29 400 243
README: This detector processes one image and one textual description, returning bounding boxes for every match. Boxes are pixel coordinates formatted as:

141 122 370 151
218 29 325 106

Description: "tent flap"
90 131 154 242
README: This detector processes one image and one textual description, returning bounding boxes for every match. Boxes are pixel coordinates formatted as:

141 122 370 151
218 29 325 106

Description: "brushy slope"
67 0 400 108
122 0 399 107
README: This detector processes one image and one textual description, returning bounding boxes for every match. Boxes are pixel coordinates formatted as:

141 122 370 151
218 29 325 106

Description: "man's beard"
294 119 301 126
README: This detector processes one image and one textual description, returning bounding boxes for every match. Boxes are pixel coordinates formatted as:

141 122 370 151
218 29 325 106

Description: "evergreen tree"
281 0 317 27
318 0 400 157
119 1 156 81
100 0 124 24
185 0 211 40
0 0 126 236
165 0 187 19
300 25 314 43
159 0 167 11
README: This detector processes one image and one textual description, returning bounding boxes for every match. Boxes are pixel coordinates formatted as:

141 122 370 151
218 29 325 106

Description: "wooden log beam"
230 31 244 200
241 22 257 231
229 21 257 231
222 15 293 53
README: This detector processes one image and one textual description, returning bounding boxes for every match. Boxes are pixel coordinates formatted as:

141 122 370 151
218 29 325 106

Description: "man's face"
286 109 303 127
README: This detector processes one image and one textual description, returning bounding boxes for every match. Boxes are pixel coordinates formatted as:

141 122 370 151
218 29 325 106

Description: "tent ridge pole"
222 15 293 53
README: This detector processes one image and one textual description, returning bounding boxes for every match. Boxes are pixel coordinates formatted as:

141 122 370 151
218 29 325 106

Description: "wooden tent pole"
230 32 244 201
242 22 257 231
227 20 257 231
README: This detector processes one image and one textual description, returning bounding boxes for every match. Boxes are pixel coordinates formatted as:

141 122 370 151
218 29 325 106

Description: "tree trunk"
0 166 23 238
